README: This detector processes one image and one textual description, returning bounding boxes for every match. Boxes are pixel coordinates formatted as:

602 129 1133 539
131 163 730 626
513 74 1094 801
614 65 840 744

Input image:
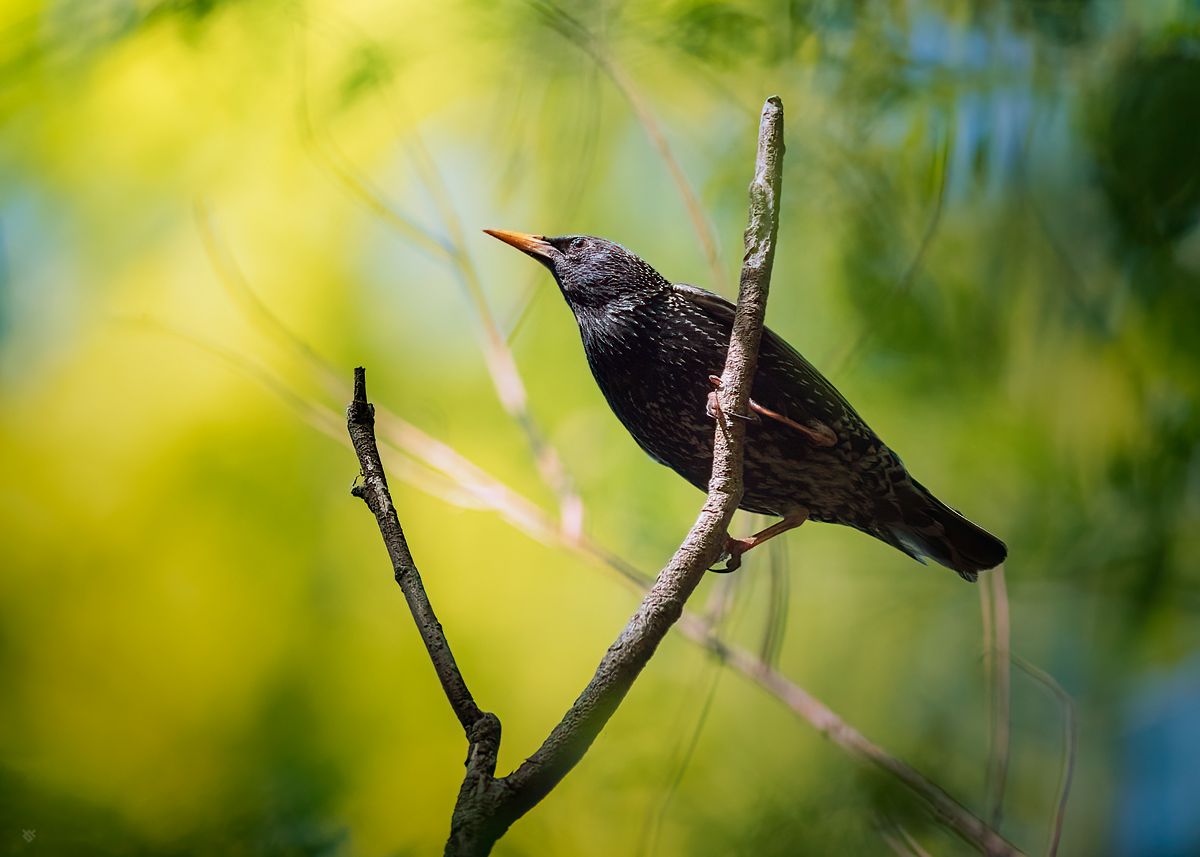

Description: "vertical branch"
982 566 1013 828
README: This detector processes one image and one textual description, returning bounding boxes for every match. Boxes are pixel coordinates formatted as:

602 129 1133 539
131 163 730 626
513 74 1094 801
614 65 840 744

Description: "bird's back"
575 282 1006 580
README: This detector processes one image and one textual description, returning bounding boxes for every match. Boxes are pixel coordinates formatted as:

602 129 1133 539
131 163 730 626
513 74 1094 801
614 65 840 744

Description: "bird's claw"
705 375 757 423
709 537 747 573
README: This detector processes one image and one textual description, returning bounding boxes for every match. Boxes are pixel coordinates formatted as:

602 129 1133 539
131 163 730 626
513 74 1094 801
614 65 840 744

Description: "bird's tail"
888 479 1007 582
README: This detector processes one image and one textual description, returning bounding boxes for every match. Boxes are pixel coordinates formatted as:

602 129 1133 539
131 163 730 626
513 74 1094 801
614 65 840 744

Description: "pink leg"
746 399 837 448
706 375 836 447
714 509 810 572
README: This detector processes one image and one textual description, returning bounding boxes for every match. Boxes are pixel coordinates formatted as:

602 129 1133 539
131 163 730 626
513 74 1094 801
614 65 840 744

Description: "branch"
346 97 784 856
345 367 499 749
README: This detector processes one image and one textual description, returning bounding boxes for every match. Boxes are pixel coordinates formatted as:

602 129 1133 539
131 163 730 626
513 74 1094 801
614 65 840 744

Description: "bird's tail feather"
889 479 1007 582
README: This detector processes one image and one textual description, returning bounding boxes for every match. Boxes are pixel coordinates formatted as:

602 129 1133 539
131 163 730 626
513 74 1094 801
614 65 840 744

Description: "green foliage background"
2 1 1199 854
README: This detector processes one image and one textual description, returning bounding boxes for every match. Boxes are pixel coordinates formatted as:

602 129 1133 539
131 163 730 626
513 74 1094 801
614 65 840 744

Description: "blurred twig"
826 132 950 377
637 657 724 857
880 818 934 857
637 569 746 856
1012 655 1077 857
196 202 592 560
298 38 585 540
982 565 1013 829
530 0 728 295
710 631 1019 856
121 317 488 512
760 532 791 666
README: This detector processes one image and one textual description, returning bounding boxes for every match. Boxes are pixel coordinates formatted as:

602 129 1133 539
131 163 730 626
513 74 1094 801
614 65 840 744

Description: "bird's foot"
710 512 810 573
707 375 836 447
705 375 758 423
709 536 750 573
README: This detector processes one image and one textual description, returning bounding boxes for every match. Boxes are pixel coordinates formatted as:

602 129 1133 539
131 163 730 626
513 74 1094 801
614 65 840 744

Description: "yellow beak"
483 229 556 260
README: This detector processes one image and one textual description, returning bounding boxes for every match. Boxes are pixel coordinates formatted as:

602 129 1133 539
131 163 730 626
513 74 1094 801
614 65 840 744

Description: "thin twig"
346 369 489 733
981 558 996 805
983 565 1013 829
531 1 728 295
826 134 950 376
760 532 791 666
879 817 934 857
638 572 749 857
298 43 585 536
1012 655 1077 857
638 659 724 856
706 628 1021 856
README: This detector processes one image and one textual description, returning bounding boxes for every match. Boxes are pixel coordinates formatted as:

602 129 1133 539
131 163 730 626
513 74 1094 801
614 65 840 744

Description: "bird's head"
483 230 669 312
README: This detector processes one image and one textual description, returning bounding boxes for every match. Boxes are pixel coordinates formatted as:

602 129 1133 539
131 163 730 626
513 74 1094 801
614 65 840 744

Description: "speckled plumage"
489 231 1006 581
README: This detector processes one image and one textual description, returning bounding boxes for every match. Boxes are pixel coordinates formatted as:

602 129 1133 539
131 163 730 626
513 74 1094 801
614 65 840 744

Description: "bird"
483 229 1007 581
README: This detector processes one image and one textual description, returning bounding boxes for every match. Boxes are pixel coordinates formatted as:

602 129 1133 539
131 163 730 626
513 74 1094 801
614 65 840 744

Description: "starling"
484 230 1007 581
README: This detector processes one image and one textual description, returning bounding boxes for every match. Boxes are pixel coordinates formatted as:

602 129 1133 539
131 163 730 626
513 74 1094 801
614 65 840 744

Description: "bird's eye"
569 237 586 253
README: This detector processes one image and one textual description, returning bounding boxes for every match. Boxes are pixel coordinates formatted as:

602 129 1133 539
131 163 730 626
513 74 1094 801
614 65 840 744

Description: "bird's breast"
580 306 732 478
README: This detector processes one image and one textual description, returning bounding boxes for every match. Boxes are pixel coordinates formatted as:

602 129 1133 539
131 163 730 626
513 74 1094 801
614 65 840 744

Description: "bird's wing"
670 283 871 444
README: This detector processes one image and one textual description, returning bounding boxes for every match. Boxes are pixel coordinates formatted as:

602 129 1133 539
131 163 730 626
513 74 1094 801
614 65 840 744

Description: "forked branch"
347 97 784 856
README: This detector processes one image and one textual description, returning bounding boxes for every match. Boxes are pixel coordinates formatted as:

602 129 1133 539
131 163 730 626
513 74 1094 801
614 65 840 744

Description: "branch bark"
347 97 784 856
347 368 488 734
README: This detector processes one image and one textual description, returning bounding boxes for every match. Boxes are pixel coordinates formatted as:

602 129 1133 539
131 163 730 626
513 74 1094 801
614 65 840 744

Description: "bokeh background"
3 1 1199 854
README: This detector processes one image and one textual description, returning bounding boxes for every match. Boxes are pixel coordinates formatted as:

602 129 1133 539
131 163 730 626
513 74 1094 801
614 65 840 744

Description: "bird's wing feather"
670 283 871 441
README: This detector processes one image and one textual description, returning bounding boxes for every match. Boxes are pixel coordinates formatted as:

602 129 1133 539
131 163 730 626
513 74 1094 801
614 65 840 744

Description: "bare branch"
346 368 489 734
345 96 784 856
463 93 784 850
